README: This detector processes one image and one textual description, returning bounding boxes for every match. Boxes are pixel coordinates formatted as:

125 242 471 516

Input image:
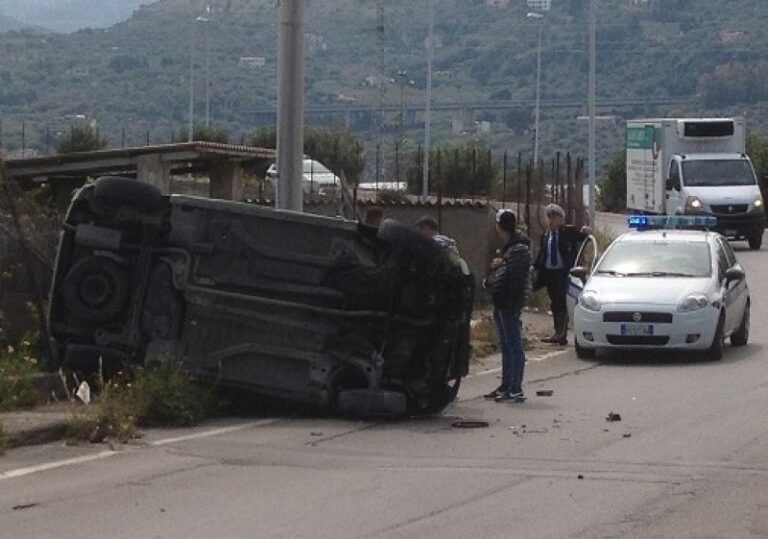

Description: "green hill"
1 0 768 174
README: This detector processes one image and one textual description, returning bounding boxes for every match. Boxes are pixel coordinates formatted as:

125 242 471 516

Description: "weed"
0 340 42 411
65 364 215 444
0 421 8 455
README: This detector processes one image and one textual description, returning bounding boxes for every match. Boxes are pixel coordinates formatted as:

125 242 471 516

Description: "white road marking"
0 450 118 481
466 348 572 380
150 419 278 446
0 419 279 482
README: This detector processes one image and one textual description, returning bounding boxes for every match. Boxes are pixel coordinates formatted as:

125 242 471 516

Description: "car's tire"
748 231 763 250
91 176 163 215
61 256 130 322
731 301 750 347
705 313 726 361
575 340 596 359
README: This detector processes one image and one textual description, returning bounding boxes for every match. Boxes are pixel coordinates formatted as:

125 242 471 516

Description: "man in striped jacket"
484 210 531 402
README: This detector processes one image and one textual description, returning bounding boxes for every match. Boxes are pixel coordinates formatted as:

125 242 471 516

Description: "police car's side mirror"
725 267 745 284
570 266 589 284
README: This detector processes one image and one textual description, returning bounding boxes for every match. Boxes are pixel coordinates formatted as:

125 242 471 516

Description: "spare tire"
61 256 130 322
92 176 163 214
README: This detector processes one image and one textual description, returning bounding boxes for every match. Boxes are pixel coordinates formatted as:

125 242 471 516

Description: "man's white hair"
545 204 565 219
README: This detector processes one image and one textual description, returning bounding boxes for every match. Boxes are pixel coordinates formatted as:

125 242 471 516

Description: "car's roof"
616 230 714 244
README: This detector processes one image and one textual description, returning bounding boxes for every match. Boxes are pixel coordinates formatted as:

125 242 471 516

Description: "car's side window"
714 242 729 282
719 238 738 268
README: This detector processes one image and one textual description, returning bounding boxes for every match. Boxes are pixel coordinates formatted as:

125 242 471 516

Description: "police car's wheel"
575 340 596 359
705 313 726 361
731 301 750 347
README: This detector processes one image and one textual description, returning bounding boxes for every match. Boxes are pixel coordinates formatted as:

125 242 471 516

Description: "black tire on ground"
748 232 763 250
705 313 726 361
731 301 750 347
61 256 130 322
575 340 596 359
92 176 164 214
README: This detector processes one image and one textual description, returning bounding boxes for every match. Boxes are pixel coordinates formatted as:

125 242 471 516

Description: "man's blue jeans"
493 308 526 394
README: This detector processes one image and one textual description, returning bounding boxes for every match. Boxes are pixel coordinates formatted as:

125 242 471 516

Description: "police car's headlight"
677 294 709 313
580 291 601 312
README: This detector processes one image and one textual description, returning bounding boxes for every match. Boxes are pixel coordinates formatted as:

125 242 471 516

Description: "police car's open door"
567 235 599 322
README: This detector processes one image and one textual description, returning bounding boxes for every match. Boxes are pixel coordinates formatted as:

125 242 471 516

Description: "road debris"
622 433 632 438
310 432 324 437
12 503 39 511
75 381 91 405
451 420 489 429
577 474 584 480
536 389 554 397
606 412 622 422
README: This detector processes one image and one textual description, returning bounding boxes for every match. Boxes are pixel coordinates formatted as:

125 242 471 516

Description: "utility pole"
202 6 211 127
587 0 597 225
188 18 195 142
276 0 305 212
527 11 545 165
422 0 435 199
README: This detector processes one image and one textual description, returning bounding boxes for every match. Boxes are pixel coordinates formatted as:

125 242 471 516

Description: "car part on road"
49 177 475 417
535 389 554 397
606 412 622 422
451 420 489 429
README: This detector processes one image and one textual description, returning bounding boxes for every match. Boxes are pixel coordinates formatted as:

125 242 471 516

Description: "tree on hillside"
56 125 108 154
747 135 768 199
178 126 229 144
597 151 626 213
247 127 365 185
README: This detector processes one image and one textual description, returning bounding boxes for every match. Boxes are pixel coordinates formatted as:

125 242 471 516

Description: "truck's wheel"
748 231 763 250
61 256 130 322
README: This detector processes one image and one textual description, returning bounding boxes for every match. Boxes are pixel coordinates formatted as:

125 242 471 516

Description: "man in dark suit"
534 204 592 345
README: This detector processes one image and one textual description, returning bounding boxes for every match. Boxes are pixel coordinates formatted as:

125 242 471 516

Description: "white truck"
626 117 765 249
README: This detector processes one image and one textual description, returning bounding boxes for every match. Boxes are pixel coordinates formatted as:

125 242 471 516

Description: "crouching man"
484 210 531 403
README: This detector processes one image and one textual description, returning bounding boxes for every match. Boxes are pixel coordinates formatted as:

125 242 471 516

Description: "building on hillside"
486 0 510 8
239 57 266 69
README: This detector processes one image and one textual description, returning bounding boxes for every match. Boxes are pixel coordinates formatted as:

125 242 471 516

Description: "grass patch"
0 421 8 455
66 364 216 444
0 339 43 411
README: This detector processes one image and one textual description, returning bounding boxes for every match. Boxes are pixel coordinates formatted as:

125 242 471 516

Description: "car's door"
567 235 599 322
718 237 748 333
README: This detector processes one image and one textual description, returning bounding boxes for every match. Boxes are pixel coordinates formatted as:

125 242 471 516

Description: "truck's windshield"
682 159 756 187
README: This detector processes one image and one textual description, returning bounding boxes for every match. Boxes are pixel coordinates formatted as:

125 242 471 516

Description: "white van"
266 159 341 195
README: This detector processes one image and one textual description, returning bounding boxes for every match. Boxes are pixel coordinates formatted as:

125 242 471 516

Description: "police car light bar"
627 215 718 230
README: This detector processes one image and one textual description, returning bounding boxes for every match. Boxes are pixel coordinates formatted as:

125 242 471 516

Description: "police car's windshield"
596 241 712 277
682 160 756 187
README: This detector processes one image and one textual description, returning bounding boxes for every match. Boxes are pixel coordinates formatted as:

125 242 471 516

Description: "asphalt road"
2 234 768 539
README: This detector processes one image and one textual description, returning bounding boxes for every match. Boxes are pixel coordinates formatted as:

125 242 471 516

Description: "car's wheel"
731 301 750 347
748 231 763 250
61 256 130 322
575 340 596 359
91 176 164 215
705 313 726 361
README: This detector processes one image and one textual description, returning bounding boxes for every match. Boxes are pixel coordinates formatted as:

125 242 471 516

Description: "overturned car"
48 177 474 416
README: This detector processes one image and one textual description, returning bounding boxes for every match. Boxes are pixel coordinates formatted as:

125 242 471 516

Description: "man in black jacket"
484 210 531 402
534 204 592 345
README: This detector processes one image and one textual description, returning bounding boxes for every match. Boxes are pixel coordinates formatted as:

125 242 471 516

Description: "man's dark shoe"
484 386 508 399
541 336 560 344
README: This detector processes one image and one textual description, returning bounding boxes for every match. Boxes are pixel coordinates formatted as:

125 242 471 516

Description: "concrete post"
209 161 245 201
136 154 171 194
276 0 305 211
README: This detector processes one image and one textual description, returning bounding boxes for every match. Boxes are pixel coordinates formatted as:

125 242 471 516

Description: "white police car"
567 216 750 360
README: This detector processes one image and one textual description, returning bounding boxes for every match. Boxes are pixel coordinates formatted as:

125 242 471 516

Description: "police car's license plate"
621 324 654 336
